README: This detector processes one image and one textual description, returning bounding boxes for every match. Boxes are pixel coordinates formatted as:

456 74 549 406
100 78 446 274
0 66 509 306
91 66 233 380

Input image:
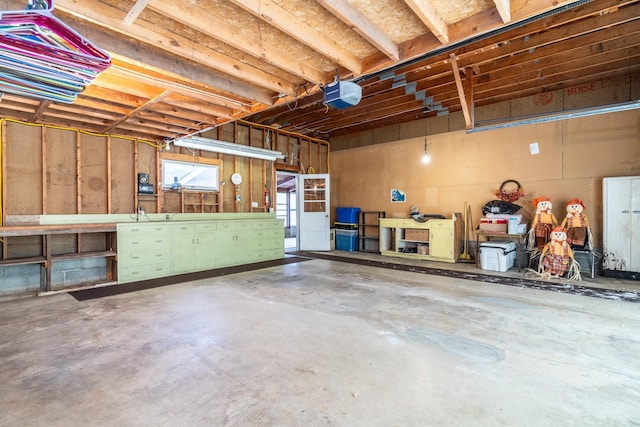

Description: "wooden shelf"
180 191 220 213
0 224 117 292
359 211 385 252
379 216 462 262
0 256 46 267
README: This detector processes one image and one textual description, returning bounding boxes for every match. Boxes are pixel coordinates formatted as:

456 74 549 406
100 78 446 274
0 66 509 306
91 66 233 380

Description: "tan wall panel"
5 122 42 215
80 134 108 214
111 137 135 214
330 110 640 247
45 127 77 214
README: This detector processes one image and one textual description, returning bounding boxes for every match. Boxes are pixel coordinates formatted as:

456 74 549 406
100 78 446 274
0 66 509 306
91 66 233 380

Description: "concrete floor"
1 254 639 426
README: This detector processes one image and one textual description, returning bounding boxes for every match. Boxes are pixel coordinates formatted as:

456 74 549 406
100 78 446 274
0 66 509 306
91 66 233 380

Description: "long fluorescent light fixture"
173 136 285 161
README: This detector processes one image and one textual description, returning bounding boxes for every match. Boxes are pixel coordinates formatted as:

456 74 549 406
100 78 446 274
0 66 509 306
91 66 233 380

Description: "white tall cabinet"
603 176 640 279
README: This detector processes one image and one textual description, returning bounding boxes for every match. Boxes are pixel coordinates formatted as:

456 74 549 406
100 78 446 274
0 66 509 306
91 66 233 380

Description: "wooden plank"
52 250 117 261
1 120 4 227
160 152 222 166
404 0 449 44
149 0 328 85
107 136 112 214
230 0 363 75
76 131 81 214
450 53 472 129
134 141 139 214
0 256 46 266
0 224 117 236
41 126 47 214
155 145 161 213
57 0 298 97
316 0 399 61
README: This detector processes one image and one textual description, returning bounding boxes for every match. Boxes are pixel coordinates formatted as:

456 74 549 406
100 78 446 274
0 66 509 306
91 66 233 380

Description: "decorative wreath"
494 179 524 202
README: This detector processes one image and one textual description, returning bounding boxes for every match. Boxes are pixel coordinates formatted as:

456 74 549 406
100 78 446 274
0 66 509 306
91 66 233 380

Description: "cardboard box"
417 244 429 255
404 229 429 241
479 218 507 233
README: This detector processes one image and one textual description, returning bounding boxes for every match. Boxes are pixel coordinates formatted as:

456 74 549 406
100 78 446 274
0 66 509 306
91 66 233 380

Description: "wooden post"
41 126 47 214
106 136 112 214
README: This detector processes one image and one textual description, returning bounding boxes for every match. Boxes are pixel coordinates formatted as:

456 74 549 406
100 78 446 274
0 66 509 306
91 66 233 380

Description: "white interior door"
297 174 330 251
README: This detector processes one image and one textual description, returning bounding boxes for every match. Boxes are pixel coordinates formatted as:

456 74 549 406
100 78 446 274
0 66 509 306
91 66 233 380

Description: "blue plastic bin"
336 229 358 251
336 207 360 224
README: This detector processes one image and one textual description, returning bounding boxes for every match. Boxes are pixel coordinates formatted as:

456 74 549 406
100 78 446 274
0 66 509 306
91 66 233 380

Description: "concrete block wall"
50 258 107 289
0 264 41 294
0 258 108 295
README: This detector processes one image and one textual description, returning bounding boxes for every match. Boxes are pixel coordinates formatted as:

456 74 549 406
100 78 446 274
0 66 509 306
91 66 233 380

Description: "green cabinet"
194 223 218 270
171 222 218 273
117 216 283 284
216 221 252 267
250 219 285 262
117 222 172 283
171 223 198 273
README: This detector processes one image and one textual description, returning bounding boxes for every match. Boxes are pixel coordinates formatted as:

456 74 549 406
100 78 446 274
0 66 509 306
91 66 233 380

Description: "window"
162 159 219 191
276 191 297 228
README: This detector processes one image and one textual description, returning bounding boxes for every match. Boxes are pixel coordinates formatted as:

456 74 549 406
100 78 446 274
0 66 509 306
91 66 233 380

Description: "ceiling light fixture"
421 117 431 164
173 136 285 161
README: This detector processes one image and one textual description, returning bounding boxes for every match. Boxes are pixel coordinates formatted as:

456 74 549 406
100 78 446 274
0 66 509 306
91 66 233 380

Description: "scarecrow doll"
539 226 580 279
560 198 593 251
527 196 558 250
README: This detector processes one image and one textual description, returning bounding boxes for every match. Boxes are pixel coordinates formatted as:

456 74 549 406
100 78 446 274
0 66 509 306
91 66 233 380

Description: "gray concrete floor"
1 253 639 426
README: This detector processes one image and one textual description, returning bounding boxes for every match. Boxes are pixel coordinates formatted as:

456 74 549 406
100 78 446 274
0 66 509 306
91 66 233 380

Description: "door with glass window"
297 174 330 250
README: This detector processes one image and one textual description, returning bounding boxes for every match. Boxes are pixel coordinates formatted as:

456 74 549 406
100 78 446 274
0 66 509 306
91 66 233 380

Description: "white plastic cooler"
479 241 517 272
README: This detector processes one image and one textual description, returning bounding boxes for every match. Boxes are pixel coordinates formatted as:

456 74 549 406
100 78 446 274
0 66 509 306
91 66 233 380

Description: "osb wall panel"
111 137 135 214
81 134 108 214
330 109 640 247
5 122 42 215
45 127 77 214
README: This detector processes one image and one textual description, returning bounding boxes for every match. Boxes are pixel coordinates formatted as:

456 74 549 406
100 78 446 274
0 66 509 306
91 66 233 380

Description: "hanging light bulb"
422 149 431 164
421 116 431 164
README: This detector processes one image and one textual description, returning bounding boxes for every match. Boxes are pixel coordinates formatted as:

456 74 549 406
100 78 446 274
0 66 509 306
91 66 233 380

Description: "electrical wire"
0 117 164 148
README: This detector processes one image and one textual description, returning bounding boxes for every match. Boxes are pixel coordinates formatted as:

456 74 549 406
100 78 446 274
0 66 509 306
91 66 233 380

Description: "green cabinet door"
216 221 252 267
195 230 217 270
171 223 197 273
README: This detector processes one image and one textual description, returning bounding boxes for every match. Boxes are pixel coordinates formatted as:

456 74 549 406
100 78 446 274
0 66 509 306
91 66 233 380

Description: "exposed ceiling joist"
229 0 364 76
0 0 636 142
122 0 151 25
404 0 450 44
316 0 400 61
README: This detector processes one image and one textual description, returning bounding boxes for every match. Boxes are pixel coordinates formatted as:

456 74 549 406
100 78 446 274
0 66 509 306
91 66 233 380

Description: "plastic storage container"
336 229 358 251
479 241 516 272
336 207 360 224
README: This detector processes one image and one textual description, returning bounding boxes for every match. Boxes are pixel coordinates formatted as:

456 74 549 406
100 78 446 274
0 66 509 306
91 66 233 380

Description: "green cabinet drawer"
119 262 172 283
217 221 251 232
171 223 196 234
252 238 283 252
251 248 283 262
118 223 171 235
252 219 283 230
196 222 217 232
119 234 171 251
253 228 284 240
118 248 170 267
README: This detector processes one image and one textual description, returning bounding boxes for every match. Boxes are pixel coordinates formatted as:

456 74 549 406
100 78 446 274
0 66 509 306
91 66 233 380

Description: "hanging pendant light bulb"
421 116 431 164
